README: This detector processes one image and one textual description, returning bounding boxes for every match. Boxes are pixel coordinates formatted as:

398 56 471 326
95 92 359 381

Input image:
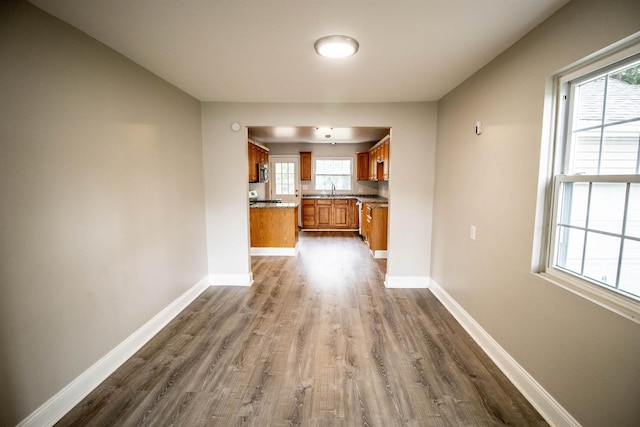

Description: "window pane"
556 226 585 275
274 162 295 195
575 77 605 130
619 239 640 298
558 182 589 228
600 122 640 174
338 160 350 174
334 176 348 190
314 159 353 191
606 62 640 124
627 184 640 238
583 232 620 287
570 128 602 174
317 175 329 190
588 182 626 234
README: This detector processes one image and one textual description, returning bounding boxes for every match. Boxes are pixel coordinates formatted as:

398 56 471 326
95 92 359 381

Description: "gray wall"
432 0 640 425
201 102 437 285
0 2 208 424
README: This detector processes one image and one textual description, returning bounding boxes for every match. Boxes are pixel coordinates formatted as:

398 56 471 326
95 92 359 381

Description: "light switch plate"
470 225 477 240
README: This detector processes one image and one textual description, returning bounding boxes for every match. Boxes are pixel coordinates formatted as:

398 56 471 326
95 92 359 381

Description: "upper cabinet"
300 151 312 181
366 135 390 181
248 140 269 183
356 151 369 181
382 138 390 181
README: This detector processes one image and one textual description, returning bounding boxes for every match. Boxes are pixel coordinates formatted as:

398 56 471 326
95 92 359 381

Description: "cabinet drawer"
316 199 332 205
332 199 349 205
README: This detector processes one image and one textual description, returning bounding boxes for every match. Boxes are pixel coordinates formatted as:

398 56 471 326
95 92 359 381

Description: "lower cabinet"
332 199 349 227
302 198 358 229
361 202 388 250
302 199 316 228
367 206 388 251
316 200 332 228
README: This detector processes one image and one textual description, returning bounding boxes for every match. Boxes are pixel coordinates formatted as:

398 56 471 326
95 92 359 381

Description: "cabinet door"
382 140 390 180
248 143 257 182
316 200 332 228
369 207 388 250
369 147 377 181
348 199 359 229
300 152 312 181
356 152 369 181
332 200 349 227
302 199 316 228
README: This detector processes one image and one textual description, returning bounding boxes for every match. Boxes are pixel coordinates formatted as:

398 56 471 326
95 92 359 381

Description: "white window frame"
314 157 353 191
537 36 640 324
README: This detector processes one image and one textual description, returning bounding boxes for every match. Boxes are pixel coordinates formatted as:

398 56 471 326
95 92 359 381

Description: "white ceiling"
249 126 391 145
29 0 570 104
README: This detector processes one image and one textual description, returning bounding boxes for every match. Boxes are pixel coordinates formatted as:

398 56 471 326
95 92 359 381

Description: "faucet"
331 183 336 196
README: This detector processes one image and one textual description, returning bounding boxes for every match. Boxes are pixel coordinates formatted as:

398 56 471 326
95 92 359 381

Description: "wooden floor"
57 231 547 426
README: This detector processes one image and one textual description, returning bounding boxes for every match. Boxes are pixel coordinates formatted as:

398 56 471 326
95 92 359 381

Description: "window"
274 161 295 195
315 158 352 191
543 41 640 320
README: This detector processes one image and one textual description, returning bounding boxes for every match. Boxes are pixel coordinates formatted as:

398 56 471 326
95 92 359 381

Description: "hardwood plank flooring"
57 231 547 426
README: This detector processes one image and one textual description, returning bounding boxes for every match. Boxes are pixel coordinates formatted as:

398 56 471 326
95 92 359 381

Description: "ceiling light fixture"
314 35 359 58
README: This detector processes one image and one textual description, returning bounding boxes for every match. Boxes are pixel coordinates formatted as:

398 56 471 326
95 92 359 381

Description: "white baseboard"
209 273 252 286
371 249 388 259
384 274 430 288
17 276 210 427
250 245 298 256
428 278 580 427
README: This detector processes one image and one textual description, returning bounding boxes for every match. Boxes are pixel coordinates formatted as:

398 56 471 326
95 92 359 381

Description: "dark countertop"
250 202 299 209
302 194 388 203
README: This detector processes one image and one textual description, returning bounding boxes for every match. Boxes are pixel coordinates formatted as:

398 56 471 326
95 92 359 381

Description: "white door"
269 155 301 225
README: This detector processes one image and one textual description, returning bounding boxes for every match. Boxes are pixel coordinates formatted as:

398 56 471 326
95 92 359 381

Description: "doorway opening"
247 126 390 272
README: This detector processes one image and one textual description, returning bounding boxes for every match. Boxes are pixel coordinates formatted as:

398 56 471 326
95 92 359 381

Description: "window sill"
535 270 640 325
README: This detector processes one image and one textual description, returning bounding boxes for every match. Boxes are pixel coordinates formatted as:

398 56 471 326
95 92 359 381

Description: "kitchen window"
541 39 640 321
315 158 352 191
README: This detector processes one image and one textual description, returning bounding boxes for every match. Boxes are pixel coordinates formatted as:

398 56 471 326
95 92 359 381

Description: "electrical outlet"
470 225 477 240
359 187 364 193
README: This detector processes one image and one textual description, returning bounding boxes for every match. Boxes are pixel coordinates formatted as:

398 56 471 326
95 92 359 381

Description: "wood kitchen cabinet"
302 199 316 228
382 139 390 180
250 205 298 249
367 205 388 252
332 199 349 227
315 199 332 228
356 151 369 181
369 145 378 181
361 201 386 242
301 198 358 230
300 151 312 181
248 140 269 183
367 134 390 182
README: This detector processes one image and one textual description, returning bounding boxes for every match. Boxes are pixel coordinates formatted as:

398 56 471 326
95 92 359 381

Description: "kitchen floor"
56 231 545 426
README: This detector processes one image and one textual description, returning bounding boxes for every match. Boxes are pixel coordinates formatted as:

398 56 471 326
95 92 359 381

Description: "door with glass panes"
269 156 301 226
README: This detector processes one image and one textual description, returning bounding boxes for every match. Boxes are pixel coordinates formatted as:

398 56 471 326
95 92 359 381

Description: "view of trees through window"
315 159 352 191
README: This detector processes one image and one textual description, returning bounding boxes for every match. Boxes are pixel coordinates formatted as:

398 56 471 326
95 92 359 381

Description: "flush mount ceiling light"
314 35 359 58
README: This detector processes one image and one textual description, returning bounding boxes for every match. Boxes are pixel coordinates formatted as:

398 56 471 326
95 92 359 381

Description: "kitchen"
247 126 391 259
